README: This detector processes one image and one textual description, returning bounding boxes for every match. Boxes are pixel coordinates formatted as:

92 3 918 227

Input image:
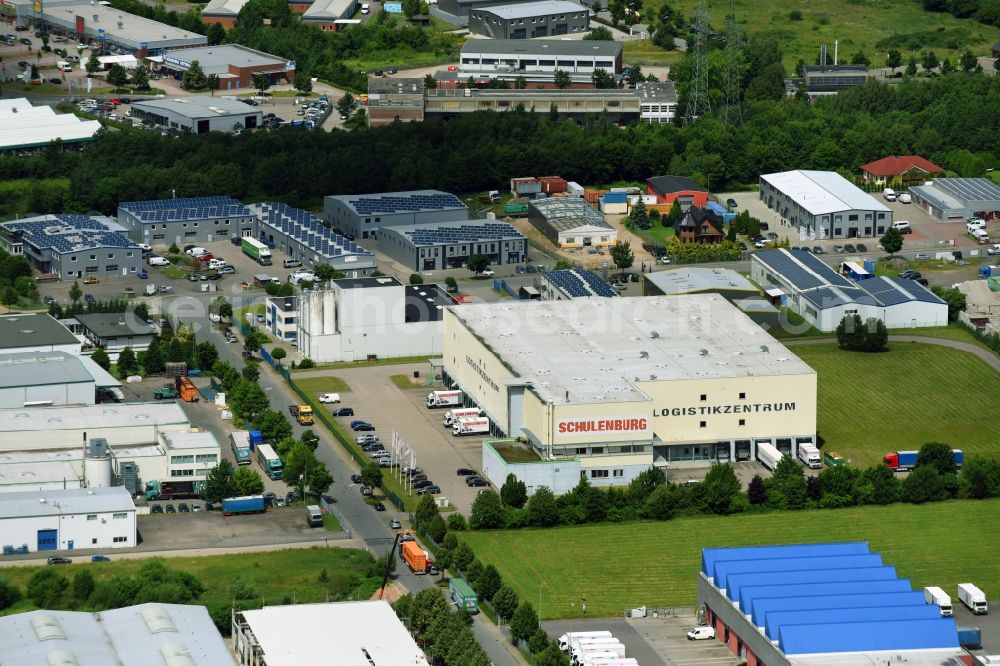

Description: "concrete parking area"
299 362 487 512
543 614 739 666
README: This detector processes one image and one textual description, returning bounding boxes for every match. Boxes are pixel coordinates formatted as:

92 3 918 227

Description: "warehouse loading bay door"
37 529 58 551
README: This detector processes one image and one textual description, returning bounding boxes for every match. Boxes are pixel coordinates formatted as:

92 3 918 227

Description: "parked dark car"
417 485 441 495
151 504 164 514
726 198 738 208
857 243 868 252
20 37 32 45
812 246 824 254
165 504 176 514
49 77 62 85
91 554 111 562
466 476 489 487
333 407 355 417
178 503 190 512
898 270 921 280
47 556 72 565
759 222 769 231
204 502 215 511
351 420 375 431
230 236 242 246
456 468 477 476
350 474 363 484
373 502 386 511
413 479 434 489
262 491 277 506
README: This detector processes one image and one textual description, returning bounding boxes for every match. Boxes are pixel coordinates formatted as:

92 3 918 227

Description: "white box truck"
924 586 953 616
426 389 462 408
559 631 612 652
797 443 821 469
883 187 897 201
443 407 481 427
958 583 988 614
756 442 784 471
453 416 489 437
580 653 625 666
572 639 624 664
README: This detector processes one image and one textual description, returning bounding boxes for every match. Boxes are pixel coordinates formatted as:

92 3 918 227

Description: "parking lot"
543 614 739 666
299 363 488 512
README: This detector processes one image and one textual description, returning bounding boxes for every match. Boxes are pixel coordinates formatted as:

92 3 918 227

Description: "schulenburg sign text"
556 417 649 437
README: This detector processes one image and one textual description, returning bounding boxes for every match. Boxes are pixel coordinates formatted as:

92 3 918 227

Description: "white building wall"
482 442 581 495
0 509 136 553
0 381 94 408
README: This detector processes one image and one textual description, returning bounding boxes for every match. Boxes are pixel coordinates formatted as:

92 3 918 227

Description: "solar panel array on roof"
347 192 465 215
859 277 912 306
801 286 875 309
542 269 617 298
250 202 373 260
754 250 825 290
792 249 855 288
3 215 139 254
119 196 252 222
404 222 523 246
885 276 946 304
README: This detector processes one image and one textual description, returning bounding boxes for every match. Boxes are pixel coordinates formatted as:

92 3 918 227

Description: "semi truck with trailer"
306 505 323 527
958 583 989 614
222 495 266 516
559 631 613 652
756 442 784 471
797 443 821 469
443 407 481 427
570 639 625 664
426 390 462 408
242 237 272 266
256 443 284 480
229 431 252 466
883 449 963 471
288 404 314 426
453 416 490 437
401 540 431 574
924 586 953 616
144 480 203 501
449 578 479 613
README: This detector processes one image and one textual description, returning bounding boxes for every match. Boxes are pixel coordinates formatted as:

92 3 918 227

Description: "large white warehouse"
0 486 136 554
441 296 817 493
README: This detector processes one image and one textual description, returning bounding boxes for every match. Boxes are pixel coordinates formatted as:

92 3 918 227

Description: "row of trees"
6 73 1000 214
407 495 569 666
0 248 35 308
461 442 1000 531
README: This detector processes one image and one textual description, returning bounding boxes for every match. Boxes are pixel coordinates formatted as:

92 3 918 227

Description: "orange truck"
176 376 199 403
400 540 431 575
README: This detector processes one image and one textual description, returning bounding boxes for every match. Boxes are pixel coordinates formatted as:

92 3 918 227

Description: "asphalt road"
173 296 526 666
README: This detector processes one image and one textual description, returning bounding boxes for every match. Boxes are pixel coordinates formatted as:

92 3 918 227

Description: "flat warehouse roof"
43 3 205 45
0 402 188 432
480 0 587 18
162 44 286 71
927 177 1000 203
0 351 94 389
761 170 890 216
240 601 425 666
0 313 79 349
448 295 814 406
328 190 467 216
0 485 133 519
461 38 622 58
646 267 757 295
0 98 101 151
132 96 262 119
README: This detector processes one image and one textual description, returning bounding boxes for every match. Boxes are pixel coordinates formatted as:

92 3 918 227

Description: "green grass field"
795 343 1000 467
667 0 1000 70
463 498 1000 620
295 376 350 394
0 547 377 615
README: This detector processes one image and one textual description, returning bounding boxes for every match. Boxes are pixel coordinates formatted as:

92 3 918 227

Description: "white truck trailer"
797 442 821 469
453 416 490 437
443 407 481 427
559 631 612 652
958 583 989 614
924 586 953 616
757 441 784 471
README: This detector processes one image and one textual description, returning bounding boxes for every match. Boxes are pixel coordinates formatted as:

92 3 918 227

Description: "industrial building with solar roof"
377 219 527 270
759 170 892 239
118 196 256 245
752 248 947 331
323 190 469 240
250 202 377 276
1 214 142 279
442 295 817 493
908 177 1000 221
539 268 618 299
698 542 964 666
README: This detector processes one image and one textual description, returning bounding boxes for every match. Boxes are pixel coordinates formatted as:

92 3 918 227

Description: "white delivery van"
892 220 911 231
57 61 73 72
797 443 822 469
898 192 912 203
958 583 988 614
687 626 716 640
883 187 896 201
145 284 156 296
361 2 370 11
924 586 953 616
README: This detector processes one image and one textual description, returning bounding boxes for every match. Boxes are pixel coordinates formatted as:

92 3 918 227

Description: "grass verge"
291 355 439 371
795 343 1000 467
322 512 343 532
463 498 1000 620
295 376 350 394
0 547 379 615
622 39 684 67
391 374 427 389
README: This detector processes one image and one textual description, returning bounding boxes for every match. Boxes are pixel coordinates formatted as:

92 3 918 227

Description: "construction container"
538 176 568 194
566 181 585 198
511 177 541 197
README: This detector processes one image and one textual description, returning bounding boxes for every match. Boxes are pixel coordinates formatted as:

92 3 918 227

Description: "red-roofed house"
646 175 709 211
860 156 944 188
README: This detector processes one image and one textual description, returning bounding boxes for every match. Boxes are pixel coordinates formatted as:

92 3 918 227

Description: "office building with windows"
118 196 256 245
323 190 468 240
457 38 623 84
1 215 141 280
468 1 589 39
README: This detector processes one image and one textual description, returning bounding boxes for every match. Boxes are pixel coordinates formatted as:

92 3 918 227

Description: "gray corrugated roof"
461 38 622 58
0 313 79 349
479 0 587 18
646 268 758 296
0 351 94 388
919 177 1000 205
75 313 157 339
0 486 133 519
132 96 261 119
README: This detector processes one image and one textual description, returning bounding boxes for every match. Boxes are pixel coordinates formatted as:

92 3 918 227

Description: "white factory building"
0 604 235 666
0 350 126 409
232 601 425 666
441 296 818 493
0 312 82 354
752 249 948 331
297 277 456 363
0 486 136 554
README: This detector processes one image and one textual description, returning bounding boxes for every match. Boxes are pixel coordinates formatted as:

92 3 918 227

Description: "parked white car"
318 393 341 404
147 256 169 266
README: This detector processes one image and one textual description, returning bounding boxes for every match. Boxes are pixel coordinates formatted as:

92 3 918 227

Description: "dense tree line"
459 443 1000 531
920 0 1000 29
3 74 999 216
0 248 35 306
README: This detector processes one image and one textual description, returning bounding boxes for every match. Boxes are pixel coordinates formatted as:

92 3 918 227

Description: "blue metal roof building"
697 542 961 666
750 248 947 331
1 214 142 279
117 196 256 245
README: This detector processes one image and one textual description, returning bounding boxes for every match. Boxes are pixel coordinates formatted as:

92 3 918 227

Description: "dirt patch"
372 581 407 603
504 214 656 270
